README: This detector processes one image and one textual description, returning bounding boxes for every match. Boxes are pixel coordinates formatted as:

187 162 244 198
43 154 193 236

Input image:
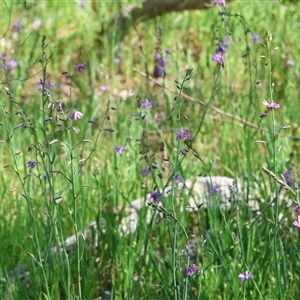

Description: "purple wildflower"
2 60 19 71
208 185 220 195
252 34 262 43
154 51 168 78
154 66 165 78
262 100 280 111
295 205 300 212
13 22 21 32
185 263 198 276
70 111 84 121
286 59 294 67
212 52 224 66
238 270 253 283
158 57 168 68
165 48 172 55
283 170 294 187
214 0 226 7
216 43 227 54
78 0 86 8
115 145 124 156
100 86 109 92
149 191 161 203
114 57 121 65
212 42 228 67
293 220 300 230
173 175 184 183
74 62 87 73
176 127 191 142
140 99 153 109
27 161 37 169
39 80 56 92
154 51 161 60
142 169 150 177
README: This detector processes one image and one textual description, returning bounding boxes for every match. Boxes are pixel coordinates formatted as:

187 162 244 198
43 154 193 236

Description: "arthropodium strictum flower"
293 219 300 230
238 270 253 283
208 185 220 195
78 0 86 8
252 34 262 43
286 59 294 67
13 22 21 32
154 49 171 78
140 99 153 109
185 263 198 276
74 62 87 73
115 145 124 156
212 42 227 67
27 161 37 169
39 79 56 92
176 127 191 142
262 100 280 111
70 111 84 121
141 168 150 177
149 191 161 203
2 59 19 71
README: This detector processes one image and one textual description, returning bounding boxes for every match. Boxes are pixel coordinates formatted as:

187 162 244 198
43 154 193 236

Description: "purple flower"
74 62 87 73
158 57 168 68
154 51 168 77
39 80 56 92
27 161 37 169
173 175 184 183
212 42 228 67
154 51 161 60
286 59 294 67
100 86 109 92
70 111 84 121
208 185 220 195
13 22 21 32
262 100 280 111
215 0 226 7
140 99 153 109
293 220 300 230
216 43 227 54
154 66 165 78
149 191 161 203
252 34 262 43
2 60 19 71
185 263 198 276
115 145 124 155
176 127 191 142
165 48 172 55
78 0 85 8
295 205 300 212
142 169 150 177
283 170 294 187
238 270 253 283
114 57 121 65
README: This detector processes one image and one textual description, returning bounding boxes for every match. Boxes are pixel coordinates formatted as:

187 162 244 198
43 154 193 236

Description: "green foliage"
0 1 300 299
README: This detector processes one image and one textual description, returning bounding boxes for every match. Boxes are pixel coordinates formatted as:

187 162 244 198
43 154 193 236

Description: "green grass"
0 1 300 299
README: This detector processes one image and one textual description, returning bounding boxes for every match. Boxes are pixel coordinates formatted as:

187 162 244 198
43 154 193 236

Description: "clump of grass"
0 1 300 299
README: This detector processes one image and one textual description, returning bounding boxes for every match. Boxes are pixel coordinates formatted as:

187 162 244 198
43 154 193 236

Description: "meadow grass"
0 1 300 299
